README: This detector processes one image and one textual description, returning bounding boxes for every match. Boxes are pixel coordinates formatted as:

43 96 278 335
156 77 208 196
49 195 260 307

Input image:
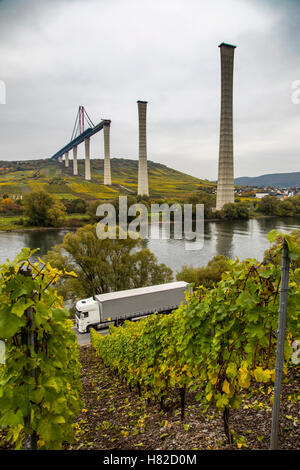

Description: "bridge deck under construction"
50 119 110 160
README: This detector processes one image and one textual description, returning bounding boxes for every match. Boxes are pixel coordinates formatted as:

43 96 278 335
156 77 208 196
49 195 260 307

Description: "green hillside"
0 158 215 201
234 172 300 188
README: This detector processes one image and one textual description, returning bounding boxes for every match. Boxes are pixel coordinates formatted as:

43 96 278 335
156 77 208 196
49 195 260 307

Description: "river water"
0 217 299 274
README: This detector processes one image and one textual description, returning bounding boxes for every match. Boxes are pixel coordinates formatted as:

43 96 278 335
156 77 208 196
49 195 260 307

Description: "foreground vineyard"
69 346 299 450
0 249 82 449
91 231 300 443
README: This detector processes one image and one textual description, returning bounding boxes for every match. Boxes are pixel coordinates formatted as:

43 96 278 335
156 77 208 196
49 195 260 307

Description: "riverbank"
0 214 286 233
0 214 88 232
0 225 79 233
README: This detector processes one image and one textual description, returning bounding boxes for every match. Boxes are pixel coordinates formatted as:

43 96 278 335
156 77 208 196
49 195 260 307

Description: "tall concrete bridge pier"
103 120 111 185
73 146 78 176
64 151 69 168
137 100 149 197
216 42 236 211
84 137 91 181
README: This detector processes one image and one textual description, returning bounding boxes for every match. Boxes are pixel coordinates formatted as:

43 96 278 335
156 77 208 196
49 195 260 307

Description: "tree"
47 200 67 227
0 198 23 215
23 190 66 227
62 198 87 214
278 199 295 217
187 191 216 219
292 195 300 215
257 196 281 216
220 202 249 220
130 249 173 287
45 224 173 304
176 254 231 288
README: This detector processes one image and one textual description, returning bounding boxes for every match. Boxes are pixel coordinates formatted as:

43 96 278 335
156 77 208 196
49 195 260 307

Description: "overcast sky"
0 0 299 180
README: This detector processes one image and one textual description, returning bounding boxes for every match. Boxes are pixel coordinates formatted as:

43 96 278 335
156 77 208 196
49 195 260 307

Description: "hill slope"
0 158 215 201
234 172 300 188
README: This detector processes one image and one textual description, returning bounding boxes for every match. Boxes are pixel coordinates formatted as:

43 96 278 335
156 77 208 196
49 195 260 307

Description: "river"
0 217 299 274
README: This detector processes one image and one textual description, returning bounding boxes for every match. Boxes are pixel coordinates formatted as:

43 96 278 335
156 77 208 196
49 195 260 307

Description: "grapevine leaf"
222 379 231 395
11 298 34 318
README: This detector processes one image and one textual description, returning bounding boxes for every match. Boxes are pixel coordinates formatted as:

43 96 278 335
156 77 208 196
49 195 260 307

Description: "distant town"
235 186 300 200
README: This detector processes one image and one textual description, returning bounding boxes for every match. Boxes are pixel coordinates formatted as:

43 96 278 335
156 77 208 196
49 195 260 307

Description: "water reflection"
0 230 68 264
214 220 236 259
23 230 69 259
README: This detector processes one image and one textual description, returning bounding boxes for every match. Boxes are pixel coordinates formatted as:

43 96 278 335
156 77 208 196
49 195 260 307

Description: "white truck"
75 281 191 333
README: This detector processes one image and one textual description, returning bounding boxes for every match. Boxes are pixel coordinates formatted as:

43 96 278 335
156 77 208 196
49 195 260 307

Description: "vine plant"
0 248 83 449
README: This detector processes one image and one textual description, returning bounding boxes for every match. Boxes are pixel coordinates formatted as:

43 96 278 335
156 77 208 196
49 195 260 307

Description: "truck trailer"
75 281 191 333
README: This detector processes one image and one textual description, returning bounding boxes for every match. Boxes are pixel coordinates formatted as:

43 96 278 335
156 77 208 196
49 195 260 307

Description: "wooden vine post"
270 238 290 450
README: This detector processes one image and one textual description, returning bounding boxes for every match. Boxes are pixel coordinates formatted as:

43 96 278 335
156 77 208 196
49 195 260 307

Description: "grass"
0 215 21 230
0 214 89 231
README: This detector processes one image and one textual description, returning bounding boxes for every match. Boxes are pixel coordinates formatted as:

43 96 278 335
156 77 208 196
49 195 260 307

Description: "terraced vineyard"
0 158 215 201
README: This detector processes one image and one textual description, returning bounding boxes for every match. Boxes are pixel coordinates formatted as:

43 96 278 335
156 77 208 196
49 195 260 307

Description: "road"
73 326 109 346
72 316 146 346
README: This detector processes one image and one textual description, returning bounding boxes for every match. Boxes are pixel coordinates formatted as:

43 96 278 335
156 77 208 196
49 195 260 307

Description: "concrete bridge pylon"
137 100 149 197
216 42 236 211
103 120 111 185
85 137 91 181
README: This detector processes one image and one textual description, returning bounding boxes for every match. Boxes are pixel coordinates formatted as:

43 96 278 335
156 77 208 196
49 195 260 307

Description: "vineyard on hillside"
91 231 300 444
0 158 214 201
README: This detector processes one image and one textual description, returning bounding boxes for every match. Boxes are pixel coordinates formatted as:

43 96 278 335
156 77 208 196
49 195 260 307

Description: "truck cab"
75 297 100 333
